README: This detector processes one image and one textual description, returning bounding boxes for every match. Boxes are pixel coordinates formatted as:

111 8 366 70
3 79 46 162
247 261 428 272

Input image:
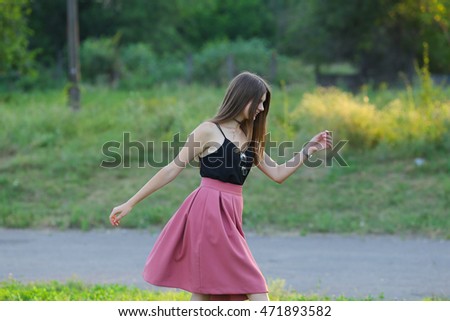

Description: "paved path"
1 228 449 300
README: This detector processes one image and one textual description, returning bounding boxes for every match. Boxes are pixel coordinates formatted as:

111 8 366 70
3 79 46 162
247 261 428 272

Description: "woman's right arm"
109 122 214 226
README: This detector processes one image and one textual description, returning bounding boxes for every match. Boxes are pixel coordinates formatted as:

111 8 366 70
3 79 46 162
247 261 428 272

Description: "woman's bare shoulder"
191 121 217 138
198 121 217 131
192 121 222 157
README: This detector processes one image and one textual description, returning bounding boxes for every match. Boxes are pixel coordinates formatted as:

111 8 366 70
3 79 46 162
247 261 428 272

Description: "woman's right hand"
109 202 133 227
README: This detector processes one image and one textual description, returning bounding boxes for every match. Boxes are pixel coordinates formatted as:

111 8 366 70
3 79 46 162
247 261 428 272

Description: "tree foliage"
3 0 450 87
0 0 34 76
28 0 276 61
282 0 450 78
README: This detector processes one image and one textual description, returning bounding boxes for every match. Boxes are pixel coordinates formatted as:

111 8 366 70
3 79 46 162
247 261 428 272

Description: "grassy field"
2 279 447 301
0 279 385 301
0 83 449 237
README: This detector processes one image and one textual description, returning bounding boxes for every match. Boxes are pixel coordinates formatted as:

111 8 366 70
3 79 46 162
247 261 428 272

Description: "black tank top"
199 123 254 185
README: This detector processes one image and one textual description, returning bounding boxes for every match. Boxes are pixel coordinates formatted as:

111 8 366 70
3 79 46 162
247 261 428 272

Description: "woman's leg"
247 293 270 301
190 293 210 301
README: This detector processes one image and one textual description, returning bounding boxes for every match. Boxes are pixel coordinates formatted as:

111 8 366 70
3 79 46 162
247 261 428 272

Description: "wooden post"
67 0 80 110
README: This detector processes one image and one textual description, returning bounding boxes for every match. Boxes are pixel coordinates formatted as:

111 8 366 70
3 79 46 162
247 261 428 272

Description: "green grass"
0 84 449 237
0 279 382 301
245 152 450 238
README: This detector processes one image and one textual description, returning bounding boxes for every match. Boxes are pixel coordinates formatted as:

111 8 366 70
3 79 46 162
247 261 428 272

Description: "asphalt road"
1 228 449 300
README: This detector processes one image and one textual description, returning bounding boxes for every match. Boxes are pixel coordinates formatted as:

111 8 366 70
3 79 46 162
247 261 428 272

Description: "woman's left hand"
306 130 333 155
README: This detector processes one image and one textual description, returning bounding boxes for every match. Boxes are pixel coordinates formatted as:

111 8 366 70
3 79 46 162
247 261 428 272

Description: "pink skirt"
142 177 268 300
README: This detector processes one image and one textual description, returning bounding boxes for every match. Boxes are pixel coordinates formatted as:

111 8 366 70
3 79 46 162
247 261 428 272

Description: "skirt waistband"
200 177 243 195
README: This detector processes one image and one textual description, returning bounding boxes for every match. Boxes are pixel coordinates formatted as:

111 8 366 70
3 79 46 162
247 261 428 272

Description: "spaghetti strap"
215 123 226 139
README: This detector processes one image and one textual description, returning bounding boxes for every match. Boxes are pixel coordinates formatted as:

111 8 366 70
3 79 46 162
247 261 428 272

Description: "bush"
192 38 313 86
191 38 269 85
275 55 315 87
120 44 185 89
291 88 383 149
80 39 185 89
290 87 450 153
80 36 120 85
382 99 450 152
13 35 313 90
119 43 158 88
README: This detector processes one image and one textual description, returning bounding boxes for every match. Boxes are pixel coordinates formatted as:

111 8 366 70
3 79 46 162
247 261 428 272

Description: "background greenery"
1 0 450 89
2 278 447 300
0 280 384 301
1 279 387 301
1 75 449 237
0 1 449 236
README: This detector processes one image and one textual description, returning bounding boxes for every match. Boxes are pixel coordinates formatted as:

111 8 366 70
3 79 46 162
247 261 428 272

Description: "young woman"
109 71 332 301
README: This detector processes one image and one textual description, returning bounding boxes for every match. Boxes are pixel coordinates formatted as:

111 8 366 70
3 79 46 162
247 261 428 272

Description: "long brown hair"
209 71 271 165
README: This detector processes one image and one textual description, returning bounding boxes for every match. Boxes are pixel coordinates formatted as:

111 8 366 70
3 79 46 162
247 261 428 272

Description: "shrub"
382 99 450 151
275 56 315 87
192 38 269 85
80 40 185 89
80 36 120 85
290 87 450 153
192 38 313 86
291 87 383 149
119 43 158 88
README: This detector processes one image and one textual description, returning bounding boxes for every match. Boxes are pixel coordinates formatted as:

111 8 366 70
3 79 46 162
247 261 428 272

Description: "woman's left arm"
257 130 332 184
